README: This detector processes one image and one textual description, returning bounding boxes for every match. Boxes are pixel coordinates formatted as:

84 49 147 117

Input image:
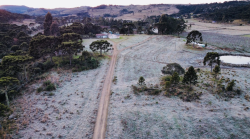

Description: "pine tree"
138 76 145 86
171 72 180 84
44 12 53 36
182 66 198 88
226 80 235 91
213 65 221 79
60 33 84 65
50 21 59 36
203 52 220 72
0 77 19 107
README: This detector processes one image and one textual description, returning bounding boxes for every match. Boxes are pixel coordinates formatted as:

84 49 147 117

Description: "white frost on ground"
106 35 250 139
13 59 110 139
117 35 151 50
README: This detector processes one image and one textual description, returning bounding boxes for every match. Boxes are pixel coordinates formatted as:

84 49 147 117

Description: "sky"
0 0 230 9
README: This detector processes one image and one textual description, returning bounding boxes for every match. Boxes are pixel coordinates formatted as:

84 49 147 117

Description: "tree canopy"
203 52 220 72
186 30 203 44
90 40 113 55
182 66 198 87
44 12 53 36
154 14 186 35
0 76 19 107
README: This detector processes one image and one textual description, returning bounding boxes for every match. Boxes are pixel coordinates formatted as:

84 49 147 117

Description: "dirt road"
93 36 155 139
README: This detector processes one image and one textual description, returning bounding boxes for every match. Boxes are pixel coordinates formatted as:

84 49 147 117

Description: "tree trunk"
70 54 72 65
23 65 27 80
5 86 9 107
211 62 213 72
100 49 102 55
50 54 54 64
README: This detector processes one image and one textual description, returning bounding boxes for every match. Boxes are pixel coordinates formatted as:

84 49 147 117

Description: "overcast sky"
0 0 230 9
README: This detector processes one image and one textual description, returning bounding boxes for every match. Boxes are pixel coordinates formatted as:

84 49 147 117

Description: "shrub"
150 89 161 95
226 80 235 91
162 75 171 82
43 61 54 70
165 81 171 88
170 72 180 84
0 103 10 117
43 80 52 86
10 45 20 52
72 68 78 72
37 87 43 93
48 92 55 96
45 84 56 91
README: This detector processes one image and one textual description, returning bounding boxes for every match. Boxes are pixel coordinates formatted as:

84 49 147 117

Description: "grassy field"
106 35 250 139
243 34 250 38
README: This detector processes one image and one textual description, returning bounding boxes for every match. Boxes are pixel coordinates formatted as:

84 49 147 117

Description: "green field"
243 34 250 37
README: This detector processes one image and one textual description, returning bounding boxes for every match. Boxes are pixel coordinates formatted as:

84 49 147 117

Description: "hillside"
0 9 31 23
0 5 31 14
172 1 250 22
0 4 177 19
1 2 250 21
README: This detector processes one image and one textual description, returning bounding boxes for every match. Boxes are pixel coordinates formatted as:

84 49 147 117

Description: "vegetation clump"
161 63 185 75
186 30 203 44
0 103 10 117
36 80 56 93
203 52 220 72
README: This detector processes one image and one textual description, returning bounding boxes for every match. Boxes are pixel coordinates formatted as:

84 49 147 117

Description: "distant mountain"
0 5 90 16
0 5 32 14
0 9 31 23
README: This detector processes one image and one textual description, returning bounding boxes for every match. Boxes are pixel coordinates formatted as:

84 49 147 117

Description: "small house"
96 34 108 39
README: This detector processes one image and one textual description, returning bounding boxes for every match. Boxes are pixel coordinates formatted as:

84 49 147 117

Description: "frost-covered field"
117 35 151 50
186 19 250 36
106 35 250 139
13 59 110 139
181 31 250 53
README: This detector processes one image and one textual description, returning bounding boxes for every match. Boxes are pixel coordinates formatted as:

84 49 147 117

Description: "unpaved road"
93 36 155 139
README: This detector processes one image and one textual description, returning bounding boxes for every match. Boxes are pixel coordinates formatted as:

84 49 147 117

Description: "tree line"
172 1 250 23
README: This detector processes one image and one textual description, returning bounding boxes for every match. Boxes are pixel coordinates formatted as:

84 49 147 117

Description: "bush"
10 45 20 52
150 89 161 95
226 80 235 91
37 87 43 93
43 80 52 86
72 68 78 72
42 80 56 91
0 103 10 117
45 84 56 91
48 92 55 96
43 61 54 71
162 75 171 82
165 81 171 88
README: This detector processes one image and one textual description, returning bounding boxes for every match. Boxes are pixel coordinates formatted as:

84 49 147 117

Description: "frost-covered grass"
181 32 250 53
106 35 250 139
13 59 110 139
119 111 250 139
117 35 151 50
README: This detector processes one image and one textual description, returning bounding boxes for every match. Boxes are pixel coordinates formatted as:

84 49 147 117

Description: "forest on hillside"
0 10 31 23
172 1 250 22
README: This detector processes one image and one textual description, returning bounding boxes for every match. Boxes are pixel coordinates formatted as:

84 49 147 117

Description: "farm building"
96 34 108 38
